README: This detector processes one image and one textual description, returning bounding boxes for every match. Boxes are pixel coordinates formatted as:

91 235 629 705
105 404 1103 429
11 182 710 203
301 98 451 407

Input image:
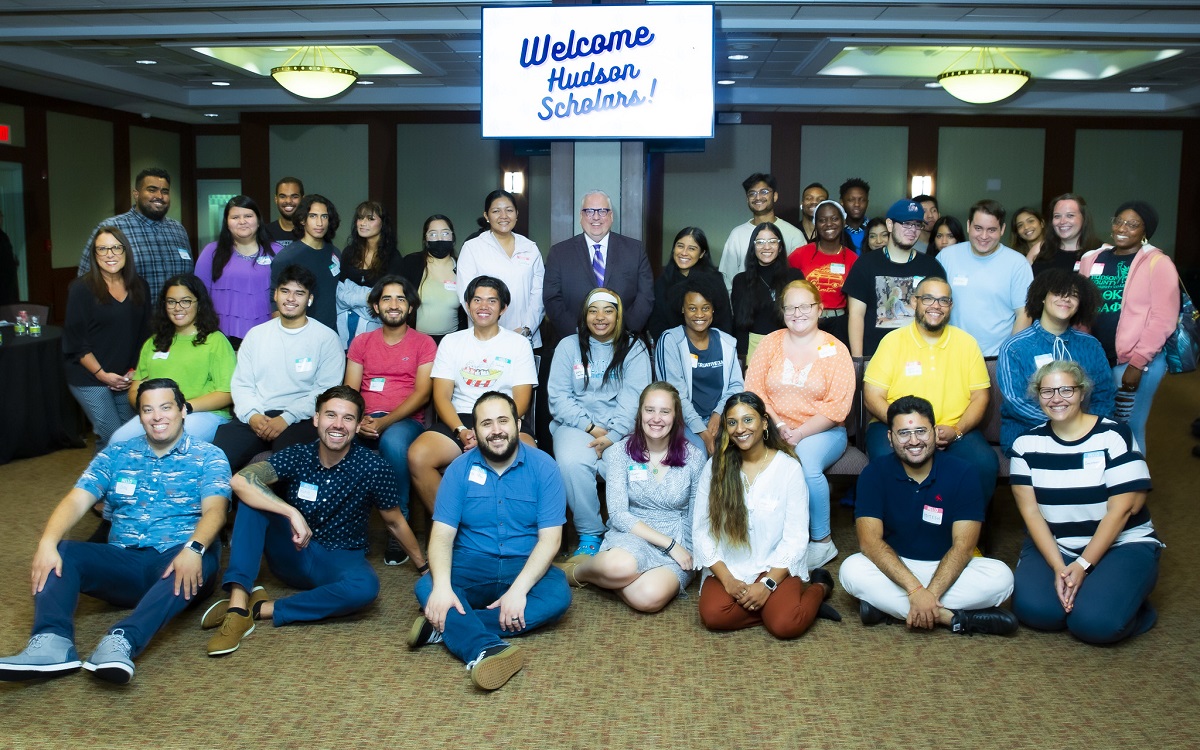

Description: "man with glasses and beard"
838 396 1016 634
407 391 570 691
862 277 998 504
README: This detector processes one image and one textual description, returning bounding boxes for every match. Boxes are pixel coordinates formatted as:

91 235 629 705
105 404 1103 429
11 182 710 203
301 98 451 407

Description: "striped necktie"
592 243 605 287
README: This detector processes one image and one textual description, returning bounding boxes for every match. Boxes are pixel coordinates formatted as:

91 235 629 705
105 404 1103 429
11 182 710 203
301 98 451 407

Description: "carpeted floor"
1 373 1197 749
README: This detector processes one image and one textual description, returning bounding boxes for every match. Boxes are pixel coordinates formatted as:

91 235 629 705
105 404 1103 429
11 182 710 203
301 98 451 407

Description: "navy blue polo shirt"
854 451 984 561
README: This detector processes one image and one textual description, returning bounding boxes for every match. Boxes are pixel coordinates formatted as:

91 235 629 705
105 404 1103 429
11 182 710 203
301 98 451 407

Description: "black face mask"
426 240 454 259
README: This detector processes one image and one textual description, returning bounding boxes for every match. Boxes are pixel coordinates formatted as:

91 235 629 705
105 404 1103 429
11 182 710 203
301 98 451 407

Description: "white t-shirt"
430 327 539 414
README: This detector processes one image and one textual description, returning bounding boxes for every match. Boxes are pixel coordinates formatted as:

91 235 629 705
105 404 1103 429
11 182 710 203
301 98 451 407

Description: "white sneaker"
806 539 838 570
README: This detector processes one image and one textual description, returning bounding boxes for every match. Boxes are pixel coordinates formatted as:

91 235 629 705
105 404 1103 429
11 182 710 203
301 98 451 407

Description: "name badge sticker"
905 360 923 377
443 281 457 291
818 343 837 359
177 248 191 261
1082 450 1105 470
152 351 169 360
830 262 846 275
468 465 488 485
329 256 341 276
297 482 319 502
1089 263 1104 276
689 353 699 369
295 357 314 373
114 479 137 496
573 363 586 380
922 504 944 525
952 275 969 287
1033 353 1054 369
628 464 649 482
368 377 386 392
256 255 273 266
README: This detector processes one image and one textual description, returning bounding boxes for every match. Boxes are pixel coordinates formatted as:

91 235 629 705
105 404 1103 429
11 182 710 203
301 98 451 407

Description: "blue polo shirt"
268 442 400 551
854 451 984 561
433 443 566 560
77 434 231 552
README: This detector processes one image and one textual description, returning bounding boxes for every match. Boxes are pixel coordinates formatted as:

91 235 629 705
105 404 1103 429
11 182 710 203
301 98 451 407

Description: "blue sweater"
547 335 651 444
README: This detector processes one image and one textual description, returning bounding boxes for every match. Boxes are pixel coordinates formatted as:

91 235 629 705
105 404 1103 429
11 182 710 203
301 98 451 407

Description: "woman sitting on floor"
1008 360 1163 644
693 392 839 638
556 383 706 612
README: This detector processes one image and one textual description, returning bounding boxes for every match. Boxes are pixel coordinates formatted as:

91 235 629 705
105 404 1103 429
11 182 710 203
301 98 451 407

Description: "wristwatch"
761 577 778 592
186 540 205 556
1076 556 1092 572
454 424 468 443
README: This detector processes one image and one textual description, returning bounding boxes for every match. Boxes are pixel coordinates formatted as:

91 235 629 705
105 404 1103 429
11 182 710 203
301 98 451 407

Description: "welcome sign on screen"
481 4 715 139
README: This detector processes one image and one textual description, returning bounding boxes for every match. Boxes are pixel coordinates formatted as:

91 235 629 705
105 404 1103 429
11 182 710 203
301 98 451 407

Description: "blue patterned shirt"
267 442 400 550
77 434 232 552
77 208 194 297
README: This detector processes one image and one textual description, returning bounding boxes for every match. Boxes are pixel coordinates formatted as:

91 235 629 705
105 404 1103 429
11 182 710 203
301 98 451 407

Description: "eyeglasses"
783 303 819 316
1111 217 1143 230
581 208 612 218
425 230 453 240
165 298 195 310
897 221 924 231
916 295 953 307
95 245 125 256
894 427 931 440
1038 386 1079 400
747 188 773 199
754 238 781 246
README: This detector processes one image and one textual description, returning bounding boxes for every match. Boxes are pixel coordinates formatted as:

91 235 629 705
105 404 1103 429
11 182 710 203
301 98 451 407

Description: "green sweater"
133 331 237 418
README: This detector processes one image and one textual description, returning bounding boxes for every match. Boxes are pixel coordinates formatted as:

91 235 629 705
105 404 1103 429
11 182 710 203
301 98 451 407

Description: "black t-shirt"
266 220 295 247
1088 249 1133 365
843 248 946 357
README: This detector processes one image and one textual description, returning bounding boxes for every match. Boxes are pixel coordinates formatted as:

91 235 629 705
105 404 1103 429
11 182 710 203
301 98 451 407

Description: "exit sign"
0 125 9 143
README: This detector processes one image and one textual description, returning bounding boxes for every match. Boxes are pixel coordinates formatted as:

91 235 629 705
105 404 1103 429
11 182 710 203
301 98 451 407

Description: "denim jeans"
794 426 847 540
1112 350 1167 456
221 504 379 626
414 551 571 665
33 540 220 656
357 414 425 518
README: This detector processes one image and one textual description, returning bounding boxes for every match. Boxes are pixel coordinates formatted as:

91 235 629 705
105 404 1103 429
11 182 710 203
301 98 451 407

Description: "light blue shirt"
937 242 1033 356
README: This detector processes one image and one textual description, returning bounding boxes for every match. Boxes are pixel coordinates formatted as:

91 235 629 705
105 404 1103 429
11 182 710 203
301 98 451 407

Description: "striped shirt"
1008 418 1157 554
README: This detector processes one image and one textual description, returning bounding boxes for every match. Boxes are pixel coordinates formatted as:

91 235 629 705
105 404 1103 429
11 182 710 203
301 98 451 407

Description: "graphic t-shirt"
842 248 946 357
1087 249 1132 364
788 243 858 310
688 330 725 417
430 327 538 414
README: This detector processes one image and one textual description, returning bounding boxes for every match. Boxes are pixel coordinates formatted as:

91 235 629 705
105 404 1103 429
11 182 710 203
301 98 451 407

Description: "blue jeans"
1012 537 1161 644
221 504 380 626
33 540 220 656
794 426 847 540
414 552 571 665
866 422 998 504
1113 350 1167 456
109 411 230 445
357 414 424 518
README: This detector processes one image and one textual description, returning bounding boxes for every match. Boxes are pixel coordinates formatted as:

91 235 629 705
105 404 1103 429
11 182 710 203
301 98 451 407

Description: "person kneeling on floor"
202 385 425 655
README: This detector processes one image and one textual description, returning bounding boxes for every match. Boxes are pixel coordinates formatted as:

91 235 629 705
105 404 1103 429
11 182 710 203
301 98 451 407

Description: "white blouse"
692 451 811 583
456 231 545 349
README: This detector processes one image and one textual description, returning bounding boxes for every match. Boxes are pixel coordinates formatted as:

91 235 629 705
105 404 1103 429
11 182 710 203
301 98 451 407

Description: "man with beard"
0 379 229 684
203 385 425 656
936 199 1033 356
344 274 437 562
77 168 193 296
265 177 303 247
408 391 570 691
839 396 1017 634
839 177 871 252
844 199 946 357
212 264 344 471
863 277 998 503
718 172 808 290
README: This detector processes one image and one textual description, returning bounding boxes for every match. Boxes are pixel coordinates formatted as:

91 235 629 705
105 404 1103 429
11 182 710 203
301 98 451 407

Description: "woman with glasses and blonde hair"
693 392 839 638
1008 360 1163 643
108 273 235 444
63 226 150 450
744 279 855 570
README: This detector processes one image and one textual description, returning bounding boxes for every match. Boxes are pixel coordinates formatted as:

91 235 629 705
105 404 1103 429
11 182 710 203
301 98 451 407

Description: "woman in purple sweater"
195 195 280 349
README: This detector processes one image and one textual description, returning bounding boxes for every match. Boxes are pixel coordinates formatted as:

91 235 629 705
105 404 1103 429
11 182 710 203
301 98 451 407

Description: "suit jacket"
543 232 654 343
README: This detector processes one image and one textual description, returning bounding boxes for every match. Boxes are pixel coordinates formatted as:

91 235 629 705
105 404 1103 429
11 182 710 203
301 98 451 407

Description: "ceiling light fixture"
135 59 157 65
271 46 358 99
211 81 230 86
1130 86 1150 93
727 54 749 61
355 79 374 85
717 79 735 85
203 113 219 118
937 47 1030 104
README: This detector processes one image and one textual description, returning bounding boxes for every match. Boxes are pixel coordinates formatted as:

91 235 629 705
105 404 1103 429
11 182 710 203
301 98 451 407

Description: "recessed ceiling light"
135 59 157 65
211 81 230 86
355 79 374 85
1130 86 1150 93
270 48 290 52
203 113 219 118
717 79 736 85
925 82 943 89
727 54 749 61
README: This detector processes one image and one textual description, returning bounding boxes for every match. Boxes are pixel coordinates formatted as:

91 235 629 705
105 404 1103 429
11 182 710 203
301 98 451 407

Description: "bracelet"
663 539 676 555
92 367 103 376
416 562 430 574
906 585 923 596
585 423 595 433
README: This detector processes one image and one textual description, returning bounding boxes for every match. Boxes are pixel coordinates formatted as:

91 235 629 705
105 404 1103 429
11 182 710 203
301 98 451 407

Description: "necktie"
592 244 605 287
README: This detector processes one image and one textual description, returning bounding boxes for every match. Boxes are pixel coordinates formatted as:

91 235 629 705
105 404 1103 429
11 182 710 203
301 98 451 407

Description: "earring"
1141 236 1149 246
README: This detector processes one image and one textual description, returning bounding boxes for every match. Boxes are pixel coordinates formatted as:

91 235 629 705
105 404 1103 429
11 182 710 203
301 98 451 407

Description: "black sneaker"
467 644 524 690
951 607 1019 636
407 616 443 648
384 537 409 566
859 599 888 626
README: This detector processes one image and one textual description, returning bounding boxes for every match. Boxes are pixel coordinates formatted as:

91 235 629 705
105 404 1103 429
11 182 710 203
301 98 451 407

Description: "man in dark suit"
543 190 654 342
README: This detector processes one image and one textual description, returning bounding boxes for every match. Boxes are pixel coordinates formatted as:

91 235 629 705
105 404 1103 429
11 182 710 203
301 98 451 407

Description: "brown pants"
698 574 822 639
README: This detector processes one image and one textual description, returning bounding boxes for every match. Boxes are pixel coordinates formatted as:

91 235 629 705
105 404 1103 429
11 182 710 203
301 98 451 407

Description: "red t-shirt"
346 328 438 422
788 243 858 310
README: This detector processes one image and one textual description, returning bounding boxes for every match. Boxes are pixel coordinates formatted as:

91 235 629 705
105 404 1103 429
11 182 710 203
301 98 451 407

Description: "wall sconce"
911 175 933 197
504 171 525 194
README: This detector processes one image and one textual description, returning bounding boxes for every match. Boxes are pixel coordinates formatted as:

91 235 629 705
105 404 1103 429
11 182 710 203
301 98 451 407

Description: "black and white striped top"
1008 418 1157 554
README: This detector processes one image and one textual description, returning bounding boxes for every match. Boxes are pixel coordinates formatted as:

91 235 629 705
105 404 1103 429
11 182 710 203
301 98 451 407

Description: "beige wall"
47 112 113 268
269 124 368 249
801 125 909 213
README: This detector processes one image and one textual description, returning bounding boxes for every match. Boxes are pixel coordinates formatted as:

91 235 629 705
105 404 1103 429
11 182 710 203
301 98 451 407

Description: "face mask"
426 240 454 258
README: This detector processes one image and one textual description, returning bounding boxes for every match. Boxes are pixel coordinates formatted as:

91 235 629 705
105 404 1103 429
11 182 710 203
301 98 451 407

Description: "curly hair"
151 274 220 351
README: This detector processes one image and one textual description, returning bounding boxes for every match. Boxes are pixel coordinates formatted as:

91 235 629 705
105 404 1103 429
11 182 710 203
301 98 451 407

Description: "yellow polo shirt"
863 323 989 426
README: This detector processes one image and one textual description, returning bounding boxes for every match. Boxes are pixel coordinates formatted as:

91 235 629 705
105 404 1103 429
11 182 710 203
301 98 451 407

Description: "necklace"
647 449 667 475
883 245 914 264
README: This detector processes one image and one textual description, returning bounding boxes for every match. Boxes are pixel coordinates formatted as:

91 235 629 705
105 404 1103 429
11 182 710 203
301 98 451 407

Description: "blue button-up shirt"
77 208 194 297
77 434 232 552
433 443 566 559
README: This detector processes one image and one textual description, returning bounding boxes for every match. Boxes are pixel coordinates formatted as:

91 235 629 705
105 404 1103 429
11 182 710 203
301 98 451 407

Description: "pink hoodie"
1078 243 1180 370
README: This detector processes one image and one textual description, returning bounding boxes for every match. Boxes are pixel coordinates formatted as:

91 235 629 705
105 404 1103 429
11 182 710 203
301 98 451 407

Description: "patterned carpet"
0 373 1197 749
